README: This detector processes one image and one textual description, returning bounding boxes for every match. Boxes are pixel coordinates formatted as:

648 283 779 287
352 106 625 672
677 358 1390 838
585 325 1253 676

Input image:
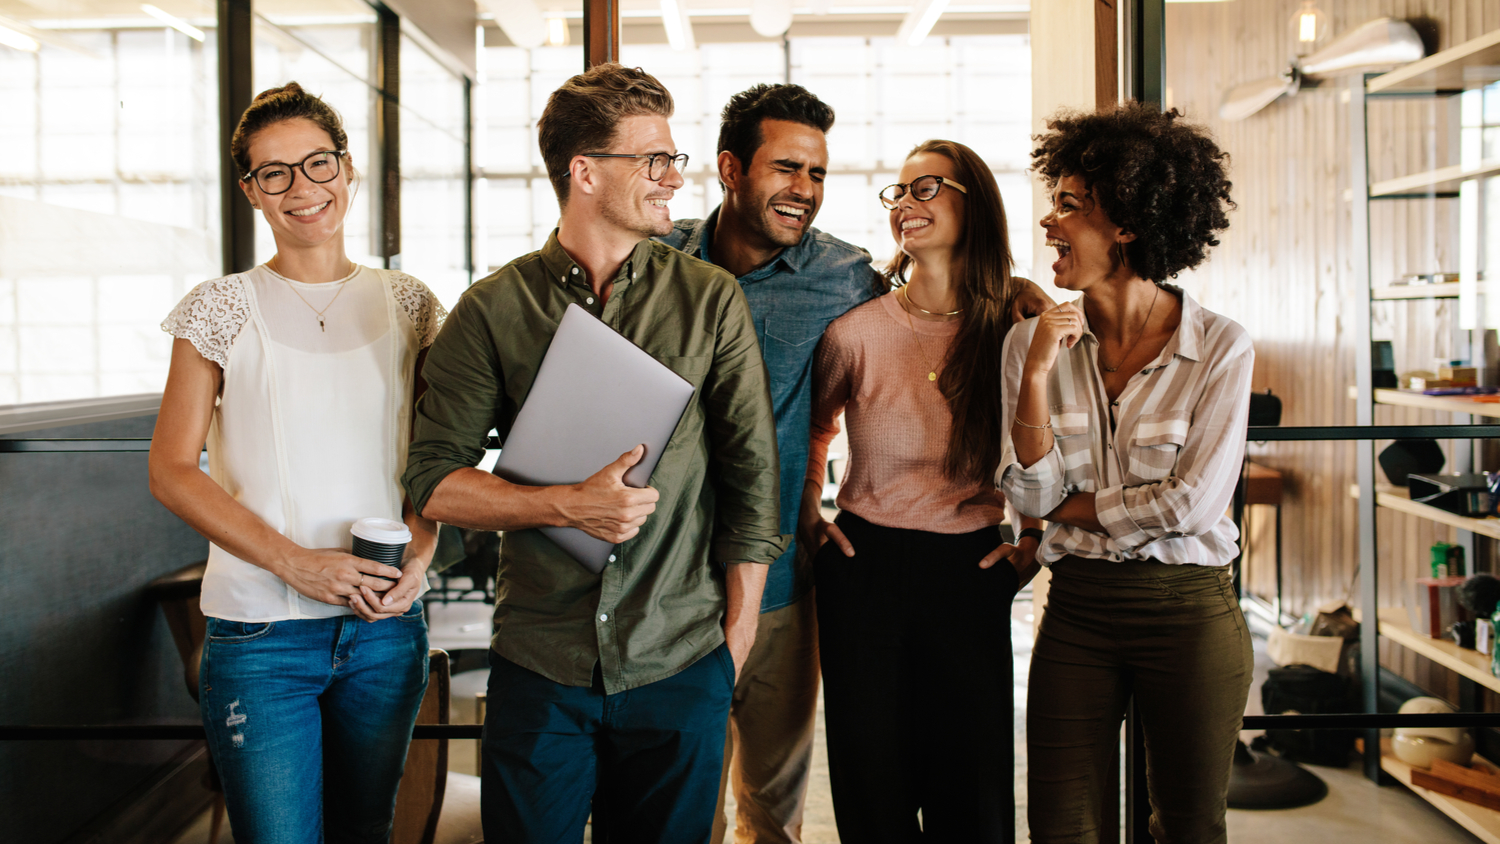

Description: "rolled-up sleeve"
703 284 791 565
997 319 1070 518
401 293 502 515
1095 343 1254 551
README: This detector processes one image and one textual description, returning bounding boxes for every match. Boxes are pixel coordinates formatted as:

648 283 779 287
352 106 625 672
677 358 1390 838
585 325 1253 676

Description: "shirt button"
586 297 595 304
608 554 616 562
571 267 579 275
599 613 608 622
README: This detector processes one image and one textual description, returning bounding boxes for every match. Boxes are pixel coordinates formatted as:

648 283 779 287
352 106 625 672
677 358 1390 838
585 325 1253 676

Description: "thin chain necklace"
899 285 952 384
269 255 356 332
1097 284 1160 373
901 280 964 317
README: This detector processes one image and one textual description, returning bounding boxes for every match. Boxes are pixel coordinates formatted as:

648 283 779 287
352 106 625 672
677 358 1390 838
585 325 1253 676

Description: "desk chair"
147 564 483 844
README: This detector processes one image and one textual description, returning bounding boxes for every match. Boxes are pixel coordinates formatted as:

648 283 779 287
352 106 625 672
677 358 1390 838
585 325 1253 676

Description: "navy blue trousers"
482 644 735 844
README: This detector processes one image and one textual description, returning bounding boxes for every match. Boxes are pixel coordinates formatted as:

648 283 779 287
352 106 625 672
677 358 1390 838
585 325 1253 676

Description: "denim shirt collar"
682 205 810 282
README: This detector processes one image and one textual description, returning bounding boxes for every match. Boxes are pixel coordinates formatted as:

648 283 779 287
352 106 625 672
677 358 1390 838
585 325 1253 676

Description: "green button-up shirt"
403 230 789 694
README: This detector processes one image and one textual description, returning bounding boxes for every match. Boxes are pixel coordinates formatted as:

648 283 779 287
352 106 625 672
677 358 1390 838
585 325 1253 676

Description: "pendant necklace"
270 256 355 332
900 283 959 383
1098 284 1160 373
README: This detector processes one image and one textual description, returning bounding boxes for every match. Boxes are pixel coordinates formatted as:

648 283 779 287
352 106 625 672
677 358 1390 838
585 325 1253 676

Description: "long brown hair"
885 139 1020 485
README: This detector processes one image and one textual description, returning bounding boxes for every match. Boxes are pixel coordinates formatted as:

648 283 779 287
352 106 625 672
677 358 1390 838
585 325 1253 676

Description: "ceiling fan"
1219 17 1425 121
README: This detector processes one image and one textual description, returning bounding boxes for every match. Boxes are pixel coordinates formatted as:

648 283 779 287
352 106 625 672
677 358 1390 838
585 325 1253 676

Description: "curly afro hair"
1031 103 1234 282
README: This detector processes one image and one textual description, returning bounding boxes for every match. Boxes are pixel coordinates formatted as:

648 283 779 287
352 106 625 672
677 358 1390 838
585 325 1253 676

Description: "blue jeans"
482 645 736 843
199 603 430 844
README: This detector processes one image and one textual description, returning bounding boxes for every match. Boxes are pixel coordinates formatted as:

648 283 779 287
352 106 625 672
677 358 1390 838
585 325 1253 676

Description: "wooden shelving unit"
1372 281 1489 300
1375 487 1500 540
1379 737 1500 844
1378 608 1500 692
1371 161 1500 198
1368 27 1500 94
1374 388 1500 418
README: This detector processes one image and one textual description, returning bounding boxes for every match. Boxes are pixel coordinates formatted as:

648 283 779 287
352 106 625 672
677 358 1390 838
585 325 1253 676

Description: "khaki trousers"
711 593 821 844
1027 555 1252 844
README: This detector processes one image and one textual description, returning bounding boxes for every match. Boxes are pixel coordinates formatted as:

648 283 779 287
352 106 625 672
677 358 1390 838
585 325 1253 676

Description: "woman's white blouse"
162 264 446 621
997 285 1253 567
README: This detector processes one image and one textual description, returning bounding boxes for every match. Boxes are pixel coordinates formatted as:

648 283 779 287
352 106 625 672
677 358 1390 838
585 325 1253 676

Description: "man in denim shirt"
657 84 873 844
659 84 1050 844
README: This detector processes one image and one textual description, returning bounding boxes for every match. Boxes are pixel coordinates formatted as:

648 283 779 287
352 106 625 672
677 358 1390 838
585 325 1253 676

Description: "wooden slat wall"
1162 1 1499 694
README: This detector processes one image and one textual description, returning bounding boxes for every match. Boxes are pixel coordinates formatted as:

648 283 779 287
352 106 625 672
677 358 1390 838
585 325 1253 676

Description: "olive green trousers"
1027 555 1252 844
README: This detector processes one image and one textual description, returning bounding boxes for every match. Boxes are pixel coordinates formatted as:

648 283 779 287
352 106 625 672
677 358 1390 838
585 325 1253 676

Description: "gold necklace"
269 256 356 332
900 288 943 383
1098 284 1160 373
901 281 963 316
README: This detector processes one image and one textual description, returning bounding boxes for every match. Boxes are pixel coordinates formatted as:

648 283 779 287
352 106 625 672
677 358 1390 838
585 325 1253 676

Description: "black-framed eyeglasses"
242 150 348 195
879 175 968 209
582 152 690 181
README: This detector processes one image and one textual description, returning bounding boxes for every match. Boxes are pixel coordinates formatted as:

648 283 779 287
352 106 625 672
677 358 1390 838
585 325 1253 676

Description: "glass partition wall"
0 0 474 409
0 1 221 405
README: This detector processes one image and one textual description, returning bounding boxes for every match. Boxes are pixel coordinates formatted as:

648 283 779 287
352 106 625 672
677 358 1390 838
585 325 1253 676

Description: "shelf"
1378 607 1500 692
1371 282 1492 300
1368 28 1500 94
1370 161 1500 198
1374 388 1500 418
1379 737 1500 844
1375 487 1500 540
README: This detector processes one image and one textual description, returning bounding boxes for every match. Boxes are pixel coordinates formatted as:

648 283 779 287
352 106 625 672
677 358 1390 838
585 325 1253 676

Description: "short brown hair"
536 63 674 206
229 82 350 178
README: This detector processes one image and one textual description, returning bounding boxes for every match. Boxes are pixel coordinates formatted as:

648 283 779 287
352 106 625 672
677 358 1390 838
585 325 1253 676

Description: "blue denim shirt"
658 207 884 612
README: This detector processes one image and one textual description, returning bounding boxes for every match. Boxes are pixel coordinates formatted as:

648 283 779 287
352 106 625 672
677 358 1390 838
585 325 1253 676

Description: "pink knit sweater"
806 291 1006 534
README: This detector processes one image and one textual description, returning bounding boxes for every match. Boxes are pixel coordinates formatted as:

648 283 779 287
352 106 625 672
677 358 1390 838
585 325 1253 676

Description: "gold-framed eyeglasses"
242 150 347 195
582 152 690 181
879 175 968 209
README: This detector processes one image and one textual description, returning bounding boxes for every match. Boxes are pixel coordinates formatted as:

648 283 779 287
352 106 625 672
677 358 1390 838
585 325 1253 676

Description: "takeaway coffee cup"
350 518 412 577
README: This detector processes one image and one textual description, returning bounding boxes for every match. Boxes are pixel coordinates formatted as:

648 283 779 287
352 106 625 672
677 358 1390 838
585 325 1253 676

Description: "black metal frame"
218 0 254 275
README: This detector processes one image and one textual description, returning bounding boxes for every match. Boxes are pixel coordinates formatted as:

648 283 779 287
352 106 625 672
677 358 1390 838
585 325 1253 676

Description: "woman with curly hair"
997 103 1253 843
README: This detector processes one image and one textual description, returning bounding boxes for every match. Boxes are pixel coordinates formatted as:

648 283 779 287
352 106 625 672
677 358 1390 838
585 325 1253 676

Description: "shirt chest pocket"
762 317 830 390
1126 411 1189 482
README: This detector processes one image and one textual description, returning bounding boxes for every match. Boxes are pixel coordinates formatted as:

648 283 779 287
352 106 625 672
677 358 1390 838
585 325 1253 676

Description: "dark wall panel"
0 414 210 844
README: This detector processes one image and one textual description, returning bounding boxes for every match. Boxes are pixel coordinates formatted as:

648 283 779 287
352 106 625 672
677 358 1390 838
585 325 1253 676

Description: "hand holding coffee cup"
351 517 413 582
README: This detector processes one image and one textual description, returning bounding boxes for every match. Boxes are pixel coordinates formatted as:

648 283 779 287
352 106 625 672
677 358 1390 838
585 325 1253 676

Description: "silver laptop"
493 303 697 572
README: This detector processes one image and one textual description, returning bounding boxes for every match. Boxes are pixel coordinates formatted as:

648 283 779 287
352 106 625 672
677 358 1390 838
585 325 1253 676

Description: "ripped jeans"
199 603 429 844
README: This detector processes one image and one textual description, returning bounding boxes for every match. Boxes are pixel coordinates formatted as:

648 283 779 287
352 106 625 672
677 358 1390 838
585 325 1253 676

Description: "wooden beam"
582 0 621 69
1095 0 1118 110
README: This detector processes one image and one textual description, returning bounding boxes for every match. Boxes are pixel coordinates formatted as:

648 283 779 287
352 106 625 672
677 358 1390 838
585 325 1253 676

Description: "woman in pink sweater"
798 139 1045 843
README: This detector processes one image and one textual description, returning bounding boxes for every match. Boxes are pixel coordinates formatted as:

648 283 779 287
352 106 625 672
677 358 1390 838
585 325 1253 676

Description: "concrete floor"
170 583 1485 844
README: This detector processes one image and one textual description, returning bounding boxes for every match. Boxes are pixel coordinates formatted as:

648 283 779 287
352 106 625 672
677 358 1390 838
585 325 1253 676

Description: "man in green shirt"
402 64 788 843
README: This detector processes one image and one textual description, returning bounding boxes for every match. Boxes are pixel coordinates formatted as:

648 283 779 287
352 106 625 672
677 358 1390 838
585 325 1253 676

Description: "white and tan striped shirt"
997 284 1253 567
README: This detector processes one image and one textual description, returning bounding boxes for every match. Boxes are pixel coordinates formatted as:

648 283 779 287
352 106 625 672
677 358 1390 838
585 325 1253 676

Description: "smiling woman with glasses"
150 81 447 844
800 139 1050 842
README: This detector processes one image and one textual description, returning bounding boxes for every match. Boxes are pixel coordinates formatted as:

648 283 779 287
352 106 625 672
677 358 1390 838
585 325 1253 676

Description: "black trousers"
814 510 1019 844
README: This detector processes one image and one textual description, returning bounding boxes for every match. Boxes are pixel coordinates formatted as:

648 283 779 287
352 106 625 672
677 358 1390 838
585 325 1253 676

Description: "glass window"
0 1 221 405
400 31 470 309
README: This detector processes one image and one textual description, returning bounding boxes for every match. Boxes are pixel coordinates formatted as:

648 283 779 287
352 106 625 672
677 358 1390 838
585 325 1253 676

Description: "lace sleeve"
160 276 250 369
389 272 449 348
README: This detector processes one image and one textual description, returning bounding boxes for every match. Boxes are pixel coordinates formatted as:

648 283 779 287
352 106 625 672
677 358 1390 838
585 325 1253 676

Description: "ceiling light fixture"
544 17 569 47
0 23 38 52
140 4 205 42
660 0 695 51
484 0 546 49
1289 0 1328 58
749 0 793 38
896 0 951 47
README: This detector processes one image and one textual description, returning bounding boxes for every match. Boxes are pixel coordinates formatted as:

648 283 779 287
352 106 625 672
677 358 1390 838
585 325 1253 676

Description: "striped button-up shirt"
997 285 1253 567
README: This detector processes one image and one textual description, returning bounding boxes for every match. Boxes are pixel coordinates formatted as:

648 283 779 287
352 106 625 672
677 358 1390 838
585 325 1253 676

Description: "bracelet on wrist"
1013 416 1052 430
1018 527 1045 544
